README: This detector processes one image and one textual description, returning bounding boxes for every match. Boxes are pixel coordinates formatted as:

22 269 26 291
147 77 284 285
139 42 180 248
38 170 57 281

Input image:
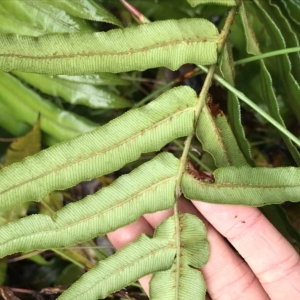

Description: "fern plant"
0 0 300 299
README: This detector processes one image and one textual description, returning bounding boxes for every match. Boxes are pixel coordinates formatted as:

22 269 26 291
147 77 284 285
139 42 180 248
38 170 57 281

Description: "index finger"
192 202 300 300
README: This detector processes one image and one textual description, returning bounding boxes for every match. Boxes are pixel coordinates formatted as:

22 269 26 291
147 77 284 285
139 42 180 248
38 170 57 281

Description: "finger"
193 202 300 300
144 198 268 300
107 217 153 249
107 217 154 295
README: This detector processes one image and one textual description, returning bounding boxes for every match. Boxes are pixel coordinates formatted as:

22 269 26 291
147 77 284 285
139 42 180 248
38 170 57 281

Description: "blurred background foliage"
0 0 300 299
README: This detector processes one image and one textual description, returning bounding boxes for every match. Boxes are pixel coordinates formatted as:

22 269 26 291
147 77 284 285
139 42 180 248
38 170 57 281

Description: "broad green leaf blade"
56 264 83 285
59 216 177 300
243 0 300 83
0 19 218 75
0 153 178 257
196 102 248 167
0 71 97 142
0 86 197 210
152 261 204 300
268 0 300 83
13 72 132 109
277 0 300 26
40 0 123 28
186 0 236 7
219 44 254 166
182 167 300 206
56 74 129 86
150 214 209 300
0 101 31 137
252 0 300 121
272 18 300 56
239 1 260 56
0 0 92 36
259 62 300 165
239 3 300 165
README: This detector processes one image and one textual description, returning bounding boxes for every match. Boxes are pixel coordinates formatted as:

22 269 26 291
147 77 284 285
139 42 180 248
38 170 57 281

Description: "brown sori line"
186 160 215 183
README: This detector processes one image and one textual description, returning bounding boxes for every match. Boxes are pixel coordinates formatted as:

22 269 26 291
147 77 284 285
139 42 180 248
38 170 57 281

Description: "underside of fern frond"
1 1 300 299
0 86 198 210
0 19 219 74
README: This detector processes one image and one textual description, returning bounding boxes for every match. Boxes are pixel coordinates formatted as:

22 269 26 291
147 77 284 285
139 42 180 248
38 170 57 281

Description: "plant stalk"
235 47 300 65
174 4 240 195
173 3 241 299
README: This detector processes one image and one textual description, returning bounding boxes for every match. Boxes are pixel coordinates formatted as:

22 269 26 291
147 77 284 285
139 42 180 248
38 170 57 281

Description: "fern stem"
175 3 240 190
173 4 240 299
198 65 300 148
172 139 212 172
174 66 213 194
235 47 300 65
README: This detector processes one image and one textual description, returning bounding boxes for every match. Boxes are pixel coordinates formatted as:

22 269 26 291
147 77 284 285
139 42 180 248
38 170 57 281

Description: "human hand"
108 198 300 300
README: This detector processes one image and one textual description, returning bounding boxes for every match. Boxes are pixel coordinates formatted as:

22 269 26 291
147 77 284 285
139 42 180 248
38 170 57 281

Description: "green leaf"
219 44 254 166
269 0 300 46
186 0 236 7
58 216 177 300
259 62 300 165
0 0 92 36
57 213 209 300
196 102 248 167
150 214 208 300
277 0 300 27
239 1 260 56
239 3 300 165
13 72 132 109
0 19 218 75
45 0 123 27
0 152 178 257
0 71 97 142
56 264 84 286
252 0 300 121
56 74 129 86
267 0 300 84
0 86 197 210
0 101 31 137
182 167 300 206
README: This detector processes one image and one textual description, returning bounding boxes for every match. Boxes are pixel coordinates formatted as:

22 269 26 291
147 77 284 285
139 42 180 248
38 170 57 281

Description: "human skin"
107 198 300 300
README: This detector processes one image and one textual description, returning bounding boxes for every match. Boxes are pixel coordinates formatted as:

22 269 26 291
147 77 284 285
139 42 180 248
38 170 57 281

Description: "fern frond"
0 86 197 210
0 19 218 74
